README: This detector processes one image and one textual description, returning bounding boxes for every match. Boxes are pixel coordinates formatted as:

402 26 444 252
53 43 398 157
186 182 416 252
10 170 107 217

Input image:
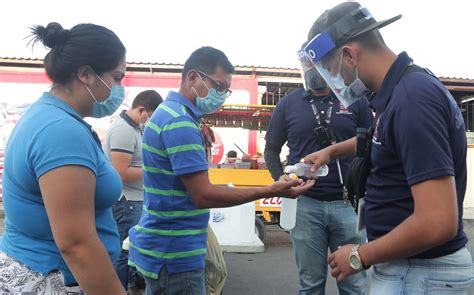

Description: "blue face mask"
316 52 369 108
85 75 125 118
192 74 227 114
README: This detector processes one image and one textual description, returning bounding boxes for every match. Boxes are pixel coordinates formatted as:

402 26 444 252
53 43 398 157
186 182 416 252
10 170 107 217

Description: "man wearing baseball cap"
303 2 473 293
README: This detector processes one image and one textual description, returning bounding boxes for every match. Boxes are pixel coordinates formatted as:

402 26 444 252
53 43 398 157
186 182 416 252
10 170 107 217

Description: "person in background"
128 46 314 295
241 154 252 163
304 2 473 293
201 124 215 164
0 22 127 294
224 150 238 164
264 45 371 294
103 90 162 293
256 152 266 169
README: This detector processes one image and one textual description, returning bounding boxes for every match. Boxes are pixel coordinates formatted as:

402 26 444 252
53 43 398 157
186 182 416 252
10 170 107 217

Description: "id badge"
356 198 366 232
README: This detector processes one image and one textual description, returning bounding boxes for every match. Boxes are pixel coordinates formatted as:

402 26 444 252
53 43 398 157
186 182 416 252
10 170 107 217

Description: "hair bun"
31 22 70 49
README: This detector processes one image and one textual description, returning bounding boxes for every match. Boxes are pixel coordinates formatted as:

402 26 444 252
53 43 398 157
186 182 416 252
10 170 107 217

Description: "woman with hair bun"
0 22 127 294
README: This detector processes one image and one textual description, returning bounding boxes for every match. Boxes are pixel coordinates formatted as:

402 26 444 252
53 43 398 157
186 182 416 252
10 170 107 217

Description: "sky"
1 0 473 79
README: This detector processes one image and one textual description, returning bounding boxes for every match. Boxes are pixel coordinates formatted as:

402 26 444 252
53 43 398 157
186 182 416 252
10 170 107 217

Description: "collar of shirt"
120 110 140 129
39 92 101 146
40 92 89 126
303 89 334 102
369 51 413 114
166 91 203 120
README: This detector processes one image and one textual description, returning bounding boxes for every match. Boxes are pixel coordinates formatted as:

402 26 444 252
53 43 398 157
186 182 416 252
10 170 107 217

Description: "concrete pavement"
223 219 474 295
223 225 341 294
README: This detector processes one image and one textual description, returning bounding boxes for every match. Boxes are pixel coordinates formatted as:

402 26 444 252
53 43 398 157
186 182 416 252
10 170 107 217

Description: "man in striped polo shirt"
128 47 314 294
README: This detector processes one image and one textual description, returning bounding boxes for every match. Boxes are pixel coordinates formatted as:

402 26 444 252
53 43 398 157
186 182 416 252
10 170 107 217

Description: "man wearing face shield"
264 46 372 294
303 2 473 293
128 47 315 295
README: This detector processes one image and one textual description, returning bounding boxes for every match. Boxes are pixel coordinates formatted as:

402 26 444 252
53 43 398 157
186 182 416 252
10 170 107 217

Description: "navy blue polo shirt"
364 52 468 258
265 88 373 201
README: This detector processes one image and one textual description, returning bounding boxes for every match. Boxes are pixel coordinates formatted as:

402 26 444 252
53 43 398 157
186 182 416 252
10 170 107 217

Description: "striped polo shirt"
128 91 209 279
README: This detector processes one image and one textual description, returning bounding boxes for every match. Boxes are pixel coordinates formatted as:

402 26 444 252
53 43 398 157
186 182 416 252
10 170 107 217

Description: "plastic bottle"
283 163 329 178
279 173 299 230
279 164 329 230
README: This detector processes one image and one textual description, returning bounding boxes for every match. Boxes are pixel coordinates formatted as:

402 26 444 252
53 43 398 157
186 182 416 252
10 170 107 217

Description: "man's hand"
269 174 315 199
303 137 357 172
303 148 331 173
328 244 359 283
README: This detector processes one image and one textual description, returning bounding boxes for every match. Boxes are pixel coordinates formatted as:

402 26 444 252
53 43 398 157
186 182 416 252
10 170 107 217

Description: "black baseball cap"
308 2 401 47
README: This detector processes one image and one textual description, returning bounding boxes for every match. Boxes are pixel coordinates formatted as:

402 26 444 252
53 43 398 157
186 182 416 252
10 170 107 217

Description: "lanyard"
309 96 334 127
309 95 344 185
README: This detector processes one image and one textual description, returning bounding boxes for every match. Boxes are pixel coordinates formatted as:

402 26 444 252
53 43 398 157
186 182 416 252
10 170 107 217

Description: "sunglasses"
198 71 232 97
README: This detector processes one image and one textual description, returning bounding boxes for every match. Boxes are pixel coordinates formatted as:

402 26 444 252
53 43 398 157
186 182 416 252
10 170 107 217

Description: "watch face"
349 255 361 269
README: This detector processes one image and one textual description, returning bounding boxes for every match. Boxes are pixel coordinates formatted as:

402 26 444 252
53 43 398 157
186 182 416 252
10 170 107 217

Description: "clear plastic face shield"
297 49 327 91
303 7 373 108
304 32 369 108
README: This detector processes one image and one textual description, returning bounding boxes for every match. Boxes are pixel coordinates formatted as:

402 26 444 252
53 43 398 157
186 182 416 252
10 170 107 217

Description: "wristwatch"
349 244 365 271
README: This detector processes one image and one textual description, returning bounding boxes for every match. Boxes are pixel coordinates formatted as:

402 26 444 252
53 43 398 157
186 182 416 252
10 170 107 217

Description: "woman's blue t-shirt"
0 92 122 285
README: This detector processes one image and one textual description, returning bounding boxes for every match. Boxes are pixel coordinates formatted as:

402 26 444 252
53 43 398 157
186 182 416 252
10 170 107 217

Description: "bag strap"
344 64 437 209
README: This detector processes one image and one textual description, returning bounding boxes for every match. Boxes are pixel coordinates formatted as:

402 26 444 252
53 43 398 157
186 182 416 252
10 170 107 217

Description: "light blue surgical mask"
315 52 369 108
192 74 227 114
85 75 125 118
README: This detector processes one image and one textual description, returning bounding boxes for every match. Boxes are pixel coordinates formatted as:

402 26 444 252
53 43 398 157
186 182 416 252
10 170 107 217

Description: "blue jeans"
290 196 367 295
144 267 205 295
368 246 474 294
113 197 144 289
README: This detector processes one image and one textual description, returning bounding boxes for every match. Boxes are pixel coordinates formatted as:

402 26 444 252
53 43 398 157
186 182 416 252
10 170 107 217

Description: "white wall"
464 147 474 208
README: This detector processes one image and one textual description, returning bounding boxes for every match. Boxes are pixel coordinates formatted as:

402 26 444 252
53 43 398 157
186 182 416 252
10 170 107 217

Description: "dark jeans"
144 267 205 295
113 197 144 289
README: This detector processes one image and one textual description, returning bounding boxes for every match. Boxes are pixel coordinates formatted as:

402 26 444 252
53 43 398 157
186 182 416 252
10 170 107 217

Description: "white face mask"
315 52 369 108
139 111 149 130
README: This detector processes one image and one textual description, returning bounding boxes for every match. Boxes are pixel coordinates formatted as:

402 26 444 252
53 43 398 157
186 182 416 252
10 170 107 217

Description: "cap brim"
352 14 402 39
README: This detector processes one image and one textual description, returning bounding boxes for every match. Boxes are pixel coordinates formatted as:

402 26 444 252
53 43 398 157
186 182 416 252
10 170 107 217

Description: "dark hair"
181 46 234 80
350 29 386 50
132 90 163 112
227 150 237 158
29 22 126 84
